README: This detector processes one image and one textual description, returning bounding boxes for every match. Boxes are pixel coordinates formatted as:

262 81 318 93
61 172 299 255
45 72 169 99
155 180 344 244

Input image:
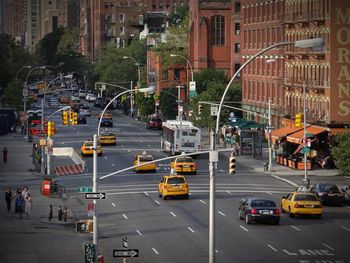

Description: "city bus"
161 120 201 155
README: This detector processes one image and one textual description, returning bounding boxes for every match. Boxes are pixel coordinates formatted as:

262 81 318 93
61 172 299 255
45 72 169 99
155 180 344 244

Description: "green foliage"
331 130 350 175
0 34 32 91
57 27 80 54
135 92 155 119
159 88 178 120
194 69 228 94
3 80 22 111
168 6 189 26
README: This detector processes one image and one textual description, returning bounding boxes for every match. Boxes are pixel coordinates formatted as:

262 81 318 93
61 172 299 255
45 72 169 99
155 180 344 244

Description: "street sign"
85 192 106 200
113 249 139 258
80 187 93 193
85 243 96 263
23 88 28 97
211 105 218 116
266 125 275 130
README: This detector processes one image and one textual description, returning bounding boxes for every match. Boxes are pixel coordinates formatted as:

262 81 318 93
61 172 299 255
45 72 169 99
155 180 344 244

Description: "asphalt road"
47 97 350 263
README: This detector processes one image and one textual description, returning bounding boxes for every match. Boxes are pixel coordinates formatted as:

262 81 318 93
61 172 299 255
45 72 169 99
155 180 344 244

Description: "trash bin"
41 179 52 196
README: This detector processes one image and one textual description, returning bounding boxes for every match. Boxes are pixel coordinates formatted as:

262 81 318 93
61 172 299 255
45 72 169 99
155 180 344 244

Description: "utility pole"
303 82 309 188
268 99 273 172
130 81 133 118
93 134 98 249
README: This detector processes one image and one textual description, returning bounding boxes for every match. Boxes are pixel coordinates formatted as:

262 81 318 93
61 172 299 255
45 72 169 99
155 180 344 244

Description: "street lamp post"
40 74 73 176
302 82 309 188
170 54 193 82
16 65 32 80
210 38 324 263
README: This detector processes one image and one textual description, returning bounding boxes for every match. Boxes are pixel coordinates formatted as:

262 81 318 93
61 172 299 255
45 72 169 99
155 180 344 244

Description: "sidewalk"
0 133 85 263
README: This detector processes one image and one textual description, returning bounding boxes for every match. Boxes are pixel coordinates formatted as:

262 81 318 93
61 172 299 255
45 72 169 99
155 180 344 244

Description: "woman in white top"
25 193 32 218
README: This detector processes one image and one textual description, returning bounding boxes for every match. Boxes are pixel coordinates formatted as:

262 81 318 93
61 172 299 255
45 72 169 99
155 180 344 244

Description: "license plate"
304 205 313 208
260 210 272 215
183 165 189 168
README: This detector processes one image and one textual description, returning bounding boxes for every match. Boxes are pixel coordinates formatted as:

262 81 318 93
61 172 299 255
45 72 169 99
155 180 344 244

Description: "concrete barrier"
52 147 86 175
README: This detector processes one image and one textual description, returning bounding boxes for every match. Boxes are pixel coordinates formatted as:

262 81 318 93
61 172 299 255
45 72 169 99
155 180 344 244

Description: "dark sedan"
100 117 113 127
77 115 87 124
310 183 344 206
238 198 280 225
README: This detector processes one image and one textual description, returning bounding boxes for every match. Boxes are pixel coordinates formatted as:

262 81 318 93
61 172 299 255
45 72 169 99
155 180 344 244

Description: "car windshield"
167 177 185 184
81 106 89 110
102 118 111 122
151 118 162 122
101 133 114 137
177 157 194 163
294 194 318 201
139 156 153 162
318 184 340 192
251 200 276 207
84 142 93 147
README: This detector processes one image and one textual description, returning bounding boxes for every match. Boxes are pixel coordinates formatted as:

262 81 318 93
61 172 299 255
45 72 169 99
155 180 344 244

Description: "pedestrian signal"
62 111 68 125
229 153 236 174
198 104 202 115
295 113 303 128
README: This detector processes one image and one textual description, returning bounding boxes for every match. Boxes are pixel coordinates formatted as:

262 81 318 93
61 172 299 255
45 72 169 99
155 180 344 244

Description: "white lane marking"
226 191 231 194
345 176 350 179
170 212 177 217
144 192 149 196
152 248 159 255
270 174 299 187
323 243 334 251
345 206 350 209
104 156 107 159
147 145 151 147
267 244 278 252
127 149 130 153
136 230 142 236
121 145 124 147
199 199 206 204
111 202 116 207
188 227 195 233
218 211 226 216
215 249 219 253
240 225 249 232
291 225 301 231
111 163 115 167
154 200 160 205
139 141 143 143
157 150 160 152
220 169 224 172
266 191 273 195
61 142 65 144
341 225 350 232
122 214 128 219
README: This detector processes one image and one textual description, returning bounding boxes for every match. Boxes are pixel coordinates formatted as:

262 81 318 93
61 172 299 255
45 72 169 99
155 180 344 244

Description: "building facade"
3 0 25 44
188 0 242 77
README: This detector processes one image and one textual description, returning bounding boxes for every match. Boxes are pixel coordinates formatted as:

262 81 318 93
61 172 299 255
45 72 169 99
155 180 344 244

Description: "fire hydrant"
58 206 63 221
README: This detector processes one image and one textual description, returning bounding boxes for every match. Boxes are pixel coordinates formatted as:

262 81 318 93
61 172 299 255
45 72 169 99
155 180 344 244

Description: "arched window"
211 16 225 45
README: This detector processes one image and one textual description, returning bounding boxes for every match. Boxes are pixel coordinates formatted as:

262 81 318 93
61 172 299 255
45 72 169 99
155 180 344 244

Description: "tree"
194 69 228 94
3 80 22 111
159 88 178 120
135 92 154 119
331 130 350 175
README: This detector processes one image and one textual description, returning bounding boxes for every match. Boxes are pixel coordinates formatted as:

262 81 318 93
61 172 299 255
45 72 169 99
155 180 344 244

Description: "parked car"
238 198 280 225
79 106 91 117
86 93 97 102
79 90 87 98
309 183 344 206
158 175 189 200
146 115 163 129
281 192 323 218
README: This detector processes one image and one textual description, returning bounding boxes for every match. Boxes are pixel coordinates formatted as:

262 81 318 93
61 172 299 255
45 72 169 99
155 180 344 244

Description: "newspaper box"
41 179 52 196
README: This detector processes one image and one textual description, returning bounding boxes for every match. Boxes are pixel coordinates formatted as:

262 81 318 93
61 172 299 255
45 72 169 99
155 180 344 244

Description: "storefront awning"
286 126 327 144
271 127 302 141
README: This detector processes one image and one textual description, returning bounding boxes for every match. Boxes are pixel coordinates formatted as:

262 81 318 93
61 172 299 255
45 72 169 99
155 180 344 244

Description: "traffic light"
47 121 55 137
72 112 78 125
62 111 68 125
295 112 303 128
198 104 202 115
69 111 74 124
229 152 236 174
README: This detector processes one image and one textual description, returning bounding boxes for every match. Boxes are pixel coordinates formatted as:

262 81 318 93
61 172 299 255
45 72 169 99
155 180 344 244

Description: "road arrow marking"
122 214 128 219
152 248 159 255
170 212 176 217
136 230 142 236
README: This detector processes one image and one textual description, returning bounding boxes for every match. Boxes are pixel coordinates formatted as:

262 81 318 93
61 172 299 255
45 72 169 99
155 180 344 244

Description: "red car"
146 116 162 129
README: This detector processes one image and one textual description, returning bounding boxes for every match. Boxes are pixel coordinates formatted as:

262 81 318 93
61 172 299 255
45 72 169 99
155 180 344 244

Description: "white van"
79 90 87 98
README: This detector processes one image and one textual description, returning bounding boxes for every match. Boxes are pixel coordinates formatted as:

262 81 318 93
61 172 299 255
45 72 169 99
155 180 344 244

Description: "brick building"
3 0 25 45
188 0 241 77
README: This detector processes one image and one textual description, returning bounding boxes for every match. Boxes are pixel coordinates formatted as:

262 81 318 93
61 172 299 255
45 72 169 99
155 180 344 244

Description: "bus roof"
163 120 194 127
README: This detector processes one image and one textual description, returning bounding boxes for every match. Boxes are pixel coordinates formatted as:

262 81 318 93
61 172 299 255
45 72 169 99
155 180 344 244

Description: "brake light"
274 209 280 215
191 163 197 168
176 164 180 167
251 208 257 214
164 185 168 189
294 203 299 208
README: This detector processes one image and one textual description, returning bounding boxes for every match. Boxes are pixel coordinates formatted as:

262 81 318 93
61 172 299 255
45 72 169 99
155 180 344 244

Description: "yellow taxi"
98 111 112 119
158 175 189 200
170 156 197 174
133 152 157 173
281 191 323 218
81 140 102 157
99 132 116 145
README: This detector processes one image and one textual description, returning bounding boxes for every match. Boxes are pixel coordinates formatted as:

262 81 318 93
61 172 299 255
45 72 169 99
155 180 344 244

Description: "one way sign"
85 192 106 200
113 249 139 258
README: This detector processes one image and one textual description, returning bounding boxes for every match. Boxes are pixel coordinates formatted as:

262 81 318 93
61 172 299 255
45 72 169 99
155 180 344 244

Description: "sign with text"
113 249 139 258
85 192 106 200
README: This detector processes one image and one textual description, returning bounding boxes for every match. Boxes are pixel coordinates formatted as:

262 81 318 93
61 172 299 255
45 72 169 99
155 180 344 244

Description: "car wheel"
192 171 197 175
273 218 280 225
184 194 189 200
315 214 322 219
245 214 251 224
158 193 162 198
81 152 85 157
162 194 167 200
238 210 243 220
98 153 102 157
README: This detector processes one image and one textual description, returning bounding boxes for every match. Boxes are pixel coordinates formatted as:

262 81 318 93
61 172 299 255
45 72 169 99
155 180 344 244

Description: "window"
162 70 168 80
234 64 241 77
174 69 180 80
234 43 240 53
119 13 124 22
119 26 124 36
211 16 225 45
235 2 241 13
235 23 240 34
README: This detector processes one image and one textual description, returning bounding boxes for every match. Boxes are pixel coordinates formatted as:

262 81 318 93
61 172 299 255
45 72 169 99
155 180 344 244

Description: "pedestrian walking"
25 193 32 218
15 193 25 219
4 187 13 216
3 147 7 164
22 186 29 199
12 125 16 136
